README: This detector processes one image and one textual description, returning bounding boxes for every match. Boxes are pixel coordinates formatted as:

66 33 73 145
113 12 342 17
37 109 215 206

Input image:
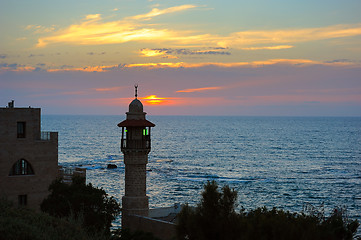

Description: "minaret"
118 85 155 228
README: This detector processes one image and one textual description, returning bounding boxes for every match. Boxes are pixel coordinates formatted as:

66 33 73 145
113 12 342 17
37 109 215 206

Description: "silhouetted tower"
118 85 155 227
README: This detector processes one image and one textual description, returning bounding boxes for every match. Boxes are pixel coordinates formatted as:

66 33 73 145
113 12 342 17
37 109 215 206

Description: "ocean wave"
174 174 271 184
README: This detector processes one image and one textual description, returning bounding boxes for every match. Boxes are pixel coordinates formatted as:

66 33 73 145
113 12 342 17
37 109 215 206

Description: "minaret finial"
134 84 138 98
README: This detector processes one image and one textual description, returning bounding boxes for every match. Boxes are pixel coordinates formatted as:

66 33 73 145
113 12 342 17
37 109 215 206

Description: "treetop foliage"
41 176 121 235
177 181 360 240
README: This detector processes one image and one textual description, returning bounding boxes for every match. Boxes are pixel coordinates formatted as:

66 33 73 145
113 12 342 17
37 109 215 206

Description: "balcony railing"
121 139 151 151
40 131 51 140
37 131 57 141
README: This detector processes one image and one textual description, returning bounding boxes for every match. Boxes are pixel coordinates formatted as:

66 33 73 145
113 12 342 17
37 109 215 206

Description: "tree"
41 177 121 235
176 181 360 240
177 181 240 240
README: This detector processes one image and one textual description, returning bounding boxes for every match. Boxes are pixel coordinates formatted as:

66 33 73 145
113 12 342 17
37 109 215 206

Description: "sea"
42 115 361 226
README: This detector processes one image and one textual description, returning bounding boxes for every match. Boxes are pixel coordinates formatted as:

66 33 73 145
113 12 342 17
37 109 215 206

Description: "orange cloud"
218 24 361 48
126 59 321 69
35 5 204 48
85 14 101 20
47 65 113 72
140 48 166 57
3 58 359 73
95 87 122 92
177 86 224 93
126 62 184 68
126 5 197 21
0 65 36 72
25 24 56 34
36 18 174 47
32 2 361 51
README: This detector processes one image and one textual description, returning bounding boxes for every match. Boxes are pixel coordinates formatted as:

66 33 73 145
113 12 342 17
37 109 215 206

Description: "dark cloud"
59 65 74 69
37 63 46 67
174 48 229 55
28 54 44 58
87 52 106 56
324 59 353 63
162 55 178 59
33 67 43 72
0 63 24 69
144 48 231 56
0 54 8 59
102 64 125 71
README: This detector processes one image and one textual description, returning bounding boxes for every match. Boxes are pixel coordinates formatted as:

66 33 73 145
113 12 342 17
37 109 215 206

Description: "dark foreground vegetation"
41 176 121 236
0 177 159 240
0 198 96 240
1 179 359 240
177 181 360 240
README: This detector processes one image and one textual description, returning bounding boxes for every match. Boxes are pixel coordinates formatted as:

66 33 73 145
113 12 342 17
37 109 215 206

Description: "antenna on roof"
134 84 138 98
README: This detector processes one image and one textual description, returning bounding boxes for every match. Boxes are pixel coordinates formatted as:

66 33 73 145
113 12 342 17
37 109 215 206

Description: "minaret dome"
129 98 143 113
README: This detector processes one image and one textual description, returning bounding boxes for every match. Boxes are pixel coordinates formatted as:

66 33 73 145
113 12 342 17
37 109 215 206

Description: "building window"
18 195 27 206
9 159 34 176
17 122 26 138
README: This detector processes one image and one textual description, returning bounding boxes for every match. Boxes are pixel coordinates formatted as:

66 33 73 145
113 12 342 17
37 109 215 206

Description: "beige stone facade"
0 101 58 210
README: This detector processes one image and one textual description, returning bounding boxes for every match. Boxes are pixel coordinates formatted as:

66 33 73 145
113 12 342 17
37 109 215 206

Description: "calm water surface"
42 116 361 225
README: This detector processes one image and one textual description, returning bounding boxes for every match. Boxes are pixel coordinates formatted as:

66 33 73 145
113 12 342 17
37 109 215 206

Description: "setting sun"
143 95 167 105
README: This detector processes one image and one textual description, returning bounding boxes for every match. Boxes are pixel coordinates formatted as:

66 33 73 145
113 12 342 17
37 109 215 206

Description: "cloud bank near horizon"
1 63 360 116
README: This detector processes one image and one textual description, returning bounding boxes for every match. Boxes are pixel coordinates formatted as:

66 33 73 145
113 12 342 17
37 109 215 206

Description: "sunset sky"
1 0 361 115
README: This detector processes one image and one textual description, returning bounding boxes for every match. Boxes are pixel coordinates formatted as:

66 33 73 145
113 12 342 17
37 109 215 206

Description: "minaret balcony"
121 139 151 152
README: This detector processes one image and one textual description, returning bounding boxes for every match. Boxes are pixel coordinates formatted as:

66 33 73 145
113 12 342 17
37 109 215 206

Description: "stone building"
0 101 58 209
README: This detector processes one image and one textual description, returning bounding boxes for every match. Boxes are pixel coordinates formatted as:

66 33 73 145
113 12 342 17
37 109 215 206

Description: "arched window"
9 159 34 176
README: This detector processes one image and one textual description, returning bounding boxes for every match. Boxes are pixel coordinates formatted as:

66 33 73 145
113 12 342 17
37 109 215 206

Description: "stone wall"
126 214 177 240
58 166 86 184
